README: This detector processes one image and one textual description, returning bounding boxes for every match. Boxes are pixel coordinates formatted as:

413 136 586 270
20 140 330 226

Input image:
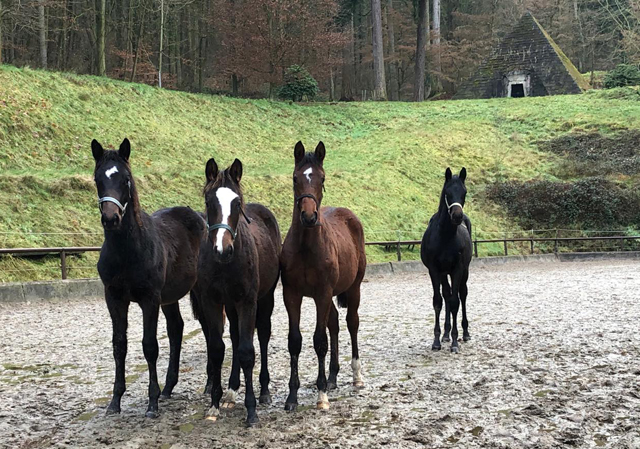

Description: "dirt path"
1 260 639 448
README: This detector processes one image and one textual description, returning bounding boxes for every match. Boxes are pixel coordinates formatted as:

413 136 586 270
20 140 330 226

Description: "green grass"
1 66 640 281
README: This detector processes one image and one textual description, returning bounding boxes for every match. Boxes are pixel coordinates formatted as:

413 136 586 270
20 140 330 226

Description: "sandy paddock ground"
1 259 639 448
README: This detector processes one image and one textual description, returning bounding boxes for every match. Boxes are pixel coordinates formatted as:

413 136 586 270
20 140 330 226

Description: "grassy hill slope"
1 66 640 281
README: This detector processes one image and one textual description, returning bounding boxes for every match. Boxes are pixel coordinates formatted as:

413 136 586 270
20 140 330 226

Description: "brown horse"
190 158 281 426
280 141 367 411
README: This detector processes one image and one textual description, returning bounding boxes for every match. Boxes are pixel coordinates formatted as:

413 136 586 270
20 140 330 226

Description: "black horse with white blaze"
92 138 205 418
420 167 472 353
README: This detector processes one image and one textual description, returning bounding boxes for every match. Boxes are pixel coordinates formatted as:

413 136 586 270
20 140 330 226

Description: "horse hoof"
221 402 235 410
442 336 451 343
203 386 212 395
246 415 260 427
205 406 219 421
432 344 441 351
327 381 337 391
259 394 272 405
284 402 297 412
353 380 365 389
105 407 120 416
316 401 330 410
160 393 171 401
145 410 159 419
450 346 459 354
463 335 472 342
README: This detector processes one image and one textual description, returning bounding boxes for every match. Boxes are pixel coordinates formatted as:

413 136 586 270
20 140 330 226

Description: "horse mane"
203 169 245 208
95 151 144 228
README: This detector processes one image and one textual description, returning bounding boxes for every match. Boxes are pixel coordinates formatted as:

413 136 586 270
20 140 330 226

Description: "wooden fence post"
60 250 67 280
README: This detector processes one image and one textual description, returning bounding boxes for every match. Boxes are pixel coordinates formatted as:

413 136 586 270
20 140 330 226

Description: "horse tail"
189 291 201 321
337 293 348 308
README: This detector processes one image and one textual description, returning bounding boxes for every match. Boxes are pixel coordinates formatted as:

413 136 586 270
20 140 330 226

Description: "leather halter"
295 193 319 209
98 181 131 216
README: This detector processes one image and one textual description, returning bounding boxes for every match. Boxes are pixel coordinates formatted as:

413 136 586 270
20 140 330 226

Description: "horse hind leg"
429 271 443 350
203 302 225 422
441 274 452 343
327 300 340 390
160 302 184 399
256 288 275 404
344 285 364 388
460 270 471 341
140 298 161 418
221 306 241 410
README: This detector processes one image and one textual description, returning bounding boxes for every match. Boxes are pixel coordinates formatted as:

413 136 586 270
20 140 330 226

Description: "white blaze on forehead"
214 187 239 254
304 167 313 183
105 166 119 179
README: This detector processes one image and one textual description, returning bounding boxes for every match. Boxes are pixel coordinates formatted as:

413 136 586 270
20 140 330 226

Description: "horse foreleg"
160 302 183 399
441 274 452 343
313 293 332 410
327 301 340 390
449 271 462 353
106 293 129 415
257 288 275 404
221 306 240 409
204 302 225 422
283 286 303 412
236 301 258 426
429 271 443 350
140 299 161 418
460 270 471 341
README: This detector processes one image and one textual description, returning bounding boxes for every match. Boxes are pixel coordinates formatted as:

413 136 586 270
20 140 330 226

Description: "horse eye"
293 175 298 183
322 177 325 183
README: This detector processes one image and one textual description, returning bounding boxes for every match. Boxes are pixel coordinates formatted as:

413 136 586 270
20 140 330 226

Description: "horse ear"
445 167 452 181
91 139 104 162
459 167 467 182
118 138 131 162
205 158 219 183
294 141 305 164
315 141 326 164
230 158 243 183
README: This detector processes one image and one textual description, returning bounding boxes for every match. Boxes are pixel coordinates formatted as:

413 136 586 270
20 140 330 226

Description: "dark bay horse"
190 158 281 426
92 138 205 418
281 141 366 411
420 167 472 353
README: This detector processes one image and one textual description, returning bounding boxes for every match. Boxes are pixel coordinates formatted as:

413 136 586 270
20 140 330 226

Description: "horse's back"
246 203 282 295
152 206 206 302
322 206 367 280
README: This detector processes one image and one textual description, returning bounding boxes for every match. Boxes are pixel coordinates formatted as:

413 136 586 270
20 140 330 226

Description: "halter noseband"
98 196 128 215
207 206 252 241
445 196 463 212
296 193 319 209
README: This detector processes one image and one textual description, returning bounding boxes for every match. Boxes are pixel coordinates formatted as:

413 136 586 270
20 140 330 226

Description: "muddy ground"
1 259 639 449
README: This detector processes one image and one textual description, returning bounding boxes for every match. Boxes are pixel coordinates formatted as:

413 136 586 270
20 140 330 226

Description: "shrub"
603 64 640 89
486 178 640 229
277 65 318 101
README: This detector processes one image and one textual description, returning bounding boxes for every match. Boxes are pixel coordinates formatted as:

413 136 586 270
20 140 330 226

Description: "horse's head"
292 141 325 228
442 167 467 226
204 157 248 263
92 138 134 231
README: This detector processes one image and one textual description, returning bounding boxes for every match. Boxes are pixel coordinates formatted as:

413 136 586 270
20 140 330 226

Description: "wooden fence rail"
2 234 640 278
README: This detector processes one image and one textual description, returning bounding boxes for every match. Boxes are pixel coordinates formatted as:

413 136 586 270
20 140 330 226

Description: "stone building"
453 12 590 100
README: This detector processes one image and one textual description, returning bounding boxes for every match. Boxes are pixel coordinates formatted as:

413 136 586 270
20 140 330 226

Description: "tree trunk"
39 0 47 68
341 12 355 100
386 0 399 100
414 0 427 101
0 0 4 63
95 0 106 76
130 6 145 83
432 0 441 90
158 0 164 87
371 0 387 100
330 67 335 101
231 73 238 96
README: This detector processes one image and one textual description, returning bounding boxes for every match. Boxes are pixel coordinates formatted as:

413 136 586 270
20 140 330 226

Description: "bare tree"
386 0 399 100
432 0 441 89
96 0 106 75
414 0 428 101
371 0 387 99
38 0 46 68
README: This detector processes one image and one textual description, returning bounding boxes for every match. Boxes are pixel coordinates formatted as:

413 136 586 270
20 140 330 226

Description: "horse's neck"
103 211 145 251
436 201 457 237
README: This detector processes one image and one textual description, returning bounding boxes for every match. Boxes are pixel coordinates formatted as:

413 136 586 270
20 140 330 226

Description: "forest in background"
0 0 639 100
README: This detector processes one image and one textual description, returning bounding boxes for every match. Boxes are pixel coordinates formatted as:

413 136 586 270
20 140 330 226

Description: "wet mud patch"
539 130 640 177
2 260 640 448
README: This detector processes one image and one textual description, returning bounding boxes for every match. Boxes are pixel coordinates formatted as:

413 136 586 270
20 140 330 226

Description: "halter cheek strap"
98 196 128 215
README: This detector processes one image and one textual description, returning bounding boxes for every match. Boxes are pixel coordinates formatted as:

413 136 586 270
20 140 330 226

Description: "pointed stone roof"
453 12 590 99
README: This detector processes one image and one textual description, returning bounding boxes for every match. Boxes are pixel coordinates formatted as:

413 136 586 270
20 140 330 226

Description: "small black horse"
420 167 472 353
92 138 205 418
190 158 281 427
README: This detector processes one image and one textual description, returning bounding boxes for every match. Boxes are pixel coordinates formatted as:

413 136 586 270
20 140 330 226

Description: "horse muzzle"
300 211 319 227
